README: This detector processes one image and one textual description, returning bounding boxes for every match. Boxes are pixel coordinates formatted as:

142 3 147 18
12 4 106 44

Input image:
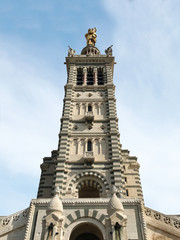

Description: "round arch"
64 217 106 240
77 178 103 198
67 171 110 197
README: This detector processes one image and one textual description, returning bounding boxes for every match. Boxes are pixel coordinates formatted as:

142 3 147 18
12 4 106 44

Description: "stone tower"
1 28 180 240
37 27 143 202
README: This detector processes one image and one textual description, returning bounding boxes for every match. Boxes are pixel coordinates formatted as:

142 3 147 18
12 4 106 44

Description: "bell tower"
2 28 179 240
37 28 144 202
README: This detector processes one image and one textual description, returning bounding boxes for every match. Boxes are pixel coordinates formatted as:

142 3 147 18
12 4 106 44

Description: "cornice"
29 198 142 206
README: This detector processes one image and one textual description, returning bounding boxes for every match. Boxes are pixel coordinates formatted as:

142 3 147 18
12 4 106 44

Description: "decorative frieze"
144 207 180 229
0 208 29 232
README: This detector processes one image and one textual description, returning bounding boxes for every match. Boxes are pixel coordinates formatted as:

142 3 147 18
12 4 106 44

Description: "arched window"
75 104 80 115
98 68 104 85
87 140 92 151
87 68 94 85
88 104 92 112
77 68 83 85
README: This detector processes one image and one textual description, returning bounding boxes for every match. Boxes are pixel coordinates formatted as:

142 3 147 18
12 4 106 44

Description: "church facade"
0 28 180 240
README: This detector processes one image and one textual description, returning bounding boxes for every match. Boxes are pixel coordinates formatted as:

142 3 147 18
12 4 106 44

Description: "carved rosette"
2 218 10 227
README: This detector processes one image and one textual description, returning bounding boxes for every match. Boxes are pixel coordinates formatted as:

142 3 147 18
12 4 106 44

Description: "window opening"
98 69 104 85
87 140 92 151
87 68 94 85
114 222 121 240
77 68 83 85
126 189 129 196
88 105 92 112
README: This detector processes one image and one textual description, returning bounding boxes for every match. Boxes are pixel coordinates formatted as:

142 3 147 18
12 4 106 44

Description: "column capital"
93 67 97 72
83 67 87 72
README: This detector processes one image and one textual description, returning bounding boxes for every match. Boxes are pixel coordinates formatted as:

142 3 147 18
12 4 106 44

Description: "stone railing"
84 112 94 122
83 151 94 165
0 208 29 237
84 151 94 159
85 112 93 116
0 208 29 228
144 206 180 230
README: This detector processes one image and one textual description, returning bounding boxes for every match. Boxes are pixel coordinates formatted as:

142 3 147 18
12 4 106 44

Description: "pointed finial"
111 185 117 195
85 28 97 46
107 186 124 215
68 46 75 57
54 186 60 196
117 187 123 198
105 45 113 56
47 186 63 214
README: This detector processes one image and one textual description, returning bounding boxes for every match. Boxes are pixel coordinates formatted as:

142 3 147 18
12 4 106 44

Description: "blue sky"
0 0 180 216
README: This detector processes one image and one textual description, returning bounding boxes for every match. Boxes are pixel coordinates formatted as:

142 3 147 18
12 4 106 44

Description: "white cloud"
0 36 66 215
0 37 63 177
103 0 180 214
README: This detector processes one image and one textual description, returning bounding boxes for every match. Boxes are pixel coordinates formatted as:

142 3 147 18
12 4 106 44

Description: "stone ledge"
144 206 180 236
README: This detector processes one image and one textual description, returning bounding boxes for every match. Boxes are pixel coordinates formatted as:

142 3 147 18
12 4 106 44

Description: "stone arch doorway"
70 222 103 240
76 233 99 240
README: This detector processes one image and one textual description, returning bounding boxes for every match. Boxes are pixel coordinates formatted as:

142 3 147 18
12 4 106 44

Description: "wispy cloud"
0 37 63 177
0 35 65 215
103 0 180 214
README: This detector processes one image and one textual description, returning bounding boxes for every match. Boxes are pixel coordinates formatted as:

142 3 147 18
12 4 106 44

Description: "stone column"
79 103 81 115
93 67 97 85
77 139 80 154
85 138 87 152
92 103 94 114
99 138 102 154
91 138 94 151
97 103 100 115
83 67 87 85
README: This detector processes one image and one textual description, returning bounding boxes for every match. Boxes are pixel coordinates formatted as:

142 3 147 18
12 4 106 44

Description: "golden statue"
85 27 97 46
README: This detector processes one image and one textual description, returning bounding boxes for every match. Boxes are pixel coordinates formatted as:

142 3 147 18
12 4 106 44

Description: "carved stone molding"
1 218 10 227
0 207 29 229
13 215 19 221
129 162 140 170
145 208 151 216
144 207 180 230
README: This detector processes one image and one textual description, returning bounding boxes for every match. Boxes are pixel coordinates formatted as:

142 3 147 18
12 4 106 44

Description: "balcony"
84 112 94 123
83 151 94 166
